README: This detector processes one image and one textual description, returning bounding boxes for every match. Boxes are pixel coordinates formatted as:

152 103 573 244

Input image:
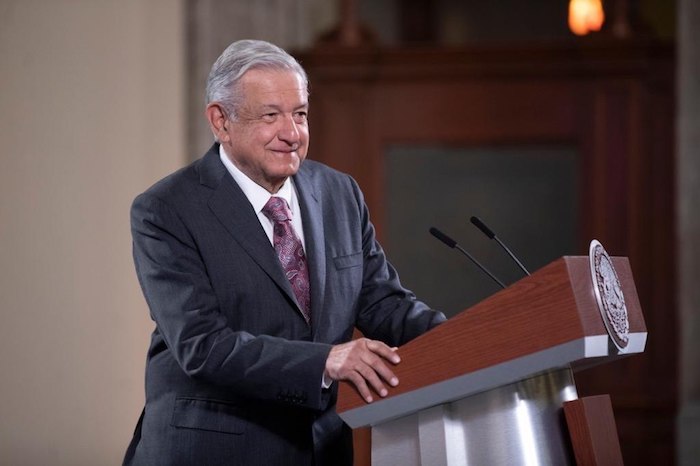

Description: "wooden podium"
337 256 646 465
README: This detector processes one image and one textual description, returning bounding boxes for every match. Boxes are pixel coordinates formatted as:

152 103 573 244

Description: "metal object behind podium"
372 368 578 466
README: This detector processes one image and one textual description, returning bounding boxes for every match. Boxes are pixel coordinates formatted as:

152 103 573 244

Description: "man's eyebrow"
258 103 308 112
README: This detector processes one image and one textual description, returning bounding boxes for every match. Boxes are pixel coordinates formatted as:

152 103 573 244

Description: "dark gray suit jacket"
123 144 445 465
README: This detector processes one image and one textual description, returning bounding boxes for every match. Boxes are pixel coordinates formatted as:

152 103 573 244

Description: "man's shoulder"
145 161 196 194
299 159 356 189
137 147 222 203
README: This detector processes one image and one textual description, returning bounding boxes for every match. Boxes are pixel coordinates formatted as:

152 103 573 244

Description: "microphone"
429 227 506 289
469 216 530 276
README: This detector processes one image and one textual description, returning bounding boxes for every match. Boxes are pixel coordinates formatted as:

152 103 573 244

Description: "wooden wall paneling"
646 60 677 405
571 63 676 465
641 59 677 464
576 82 597 253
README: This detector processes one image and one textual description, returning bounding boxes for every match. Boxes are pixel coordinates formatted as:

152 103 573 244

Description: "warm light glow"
568 0 605 36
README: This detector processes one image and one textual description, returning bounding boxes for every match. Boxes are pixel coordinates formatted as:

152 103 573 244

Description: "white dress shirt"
219 145 306 251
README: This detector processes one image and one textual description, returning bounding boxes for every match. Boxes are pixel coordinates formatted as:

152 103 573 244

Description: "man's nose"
278 115 300 144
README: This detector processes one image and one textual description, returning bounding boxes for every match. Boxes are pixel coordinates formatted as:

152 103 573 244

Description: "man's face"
219 68 309 193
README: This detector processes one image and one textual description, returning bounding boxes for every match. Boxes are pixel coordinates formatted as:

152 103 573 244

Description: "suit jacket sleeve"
131 192 332 411
347 176 446 346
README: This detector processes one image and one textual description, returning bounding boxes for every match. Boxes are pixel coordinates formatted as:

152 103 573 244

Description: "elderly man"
123 39 445 466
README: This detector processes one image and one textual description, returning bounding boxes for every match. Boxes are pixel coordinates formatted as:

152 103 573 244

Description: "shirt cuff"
321 372 333 389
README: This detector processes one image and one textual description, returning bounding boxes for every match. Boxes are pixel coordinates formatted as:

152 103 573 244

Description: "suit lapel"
294 167 327 337
200 146 300 314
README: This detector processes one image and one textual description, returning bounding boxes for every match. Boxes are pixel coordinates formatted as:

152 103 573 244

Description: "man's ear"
205 103 230 142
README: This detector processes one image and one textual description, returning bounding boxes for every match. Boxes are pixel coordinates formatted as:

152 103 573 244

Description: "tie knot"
262 196 292 223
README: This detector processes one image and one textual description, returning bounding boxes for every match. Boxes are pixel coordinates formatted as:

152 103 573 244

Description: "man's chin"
280 154 305 170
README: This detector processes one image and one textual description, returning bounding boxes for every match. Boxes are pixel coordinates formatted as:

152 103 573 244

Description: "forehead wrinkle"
255 89 307 103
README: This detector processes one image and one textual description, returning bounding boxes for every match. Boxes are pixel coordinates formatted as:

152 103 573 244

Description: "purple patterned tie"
262 196 311 323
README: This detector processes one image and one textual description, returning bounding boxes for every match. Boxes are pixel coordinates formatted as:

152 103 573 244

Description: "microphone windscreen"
470 216 495 239
429 227 457 248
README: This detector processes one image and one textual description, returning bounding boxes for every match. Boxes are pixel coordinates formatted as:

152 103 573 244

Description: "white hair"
205 39 309 120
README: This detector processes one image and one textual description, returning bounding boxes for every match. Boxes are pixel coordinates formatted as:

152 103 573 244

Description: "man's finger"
355 362 389 398
371 358 399 387
348 371 373 403
366 340 401 364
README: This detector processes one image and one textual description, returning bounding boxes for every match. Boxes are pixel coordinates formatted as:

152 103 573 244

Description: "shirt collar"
219 144 296 215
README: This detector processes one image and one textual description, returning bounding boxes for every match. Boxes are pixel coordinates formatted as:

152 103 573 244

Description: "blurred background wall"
0 0 697 465
0 1 185 464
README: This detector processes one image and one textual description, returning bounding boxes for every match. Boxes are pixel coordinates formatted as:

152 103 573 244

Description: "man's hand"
324 338 400 403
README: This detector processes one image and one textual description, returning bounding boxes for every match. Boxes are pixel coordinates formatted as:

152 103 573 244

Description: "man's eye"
262 113 278 122
294 112 308 123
